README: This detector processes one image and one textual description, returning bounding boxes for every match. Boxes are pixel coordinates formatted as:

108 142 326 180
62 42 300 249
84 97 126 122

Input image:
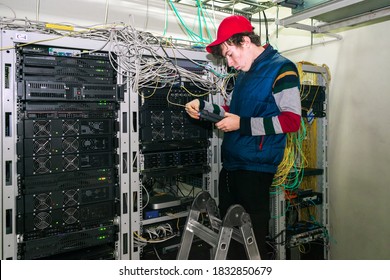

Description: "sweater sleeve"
240 63 301 136
198 99 226 117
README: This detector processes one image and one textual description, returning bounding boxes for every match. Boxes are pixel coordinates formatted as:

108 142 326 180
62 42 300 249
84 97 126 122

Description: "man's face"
221 40 251 72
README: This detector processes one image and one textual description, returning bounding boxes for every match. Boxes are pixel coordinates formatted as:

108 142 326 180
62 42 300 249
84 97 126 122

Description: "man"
185 15 301 259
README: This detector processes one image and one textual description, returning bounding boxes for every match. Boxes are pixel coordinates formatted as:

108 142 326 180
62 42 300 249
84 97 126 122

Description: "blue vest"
222 45 291 173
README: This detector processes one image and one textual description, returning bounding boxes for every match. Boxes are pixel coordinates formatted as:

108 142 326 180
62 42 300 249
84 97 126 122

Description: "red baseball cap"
206 15 254 53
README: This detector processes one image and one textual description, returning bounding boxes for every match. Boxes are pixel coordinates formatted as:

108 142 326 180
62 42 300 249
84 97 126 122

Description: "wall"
1 0 390 260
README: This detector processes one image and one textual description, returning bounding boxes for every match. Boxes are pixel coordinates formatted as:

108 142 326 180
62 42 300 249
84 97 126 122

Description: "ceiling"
174 0 390 33
0 0 388 40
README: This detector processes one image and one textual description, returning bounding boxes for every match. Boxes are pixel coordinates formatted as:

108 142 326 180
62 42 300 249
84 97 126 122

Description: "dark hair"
209 32 262 58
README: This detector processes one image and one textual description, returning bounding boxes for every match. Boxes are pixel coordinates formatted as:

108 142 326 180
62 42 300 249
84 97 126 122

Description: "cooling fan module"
62 120 79 135
151 111 165 125
33 120 51 136
33 138 51 155
63 189 79 207
63 207 79 224
63 155 79 171
34 193 52 211
33 157 51 174
34 212 52 230
62 137 79 153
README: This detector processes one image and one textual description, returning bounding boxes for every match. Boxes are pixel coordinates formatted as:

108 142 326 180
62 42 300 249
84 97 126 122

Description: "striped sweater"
199 45 301 173
200 63 301 136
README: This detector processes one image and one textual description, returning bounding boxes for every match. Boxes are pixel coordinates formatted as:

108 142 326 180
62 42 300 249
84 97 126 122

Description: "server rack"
128 48 223 260
0 30 130 259
270 63 330 260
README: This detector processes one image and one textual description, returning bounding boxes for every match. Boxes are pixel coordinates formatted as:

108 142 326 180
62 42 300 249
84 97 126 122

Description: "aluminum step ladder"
177 191 261 260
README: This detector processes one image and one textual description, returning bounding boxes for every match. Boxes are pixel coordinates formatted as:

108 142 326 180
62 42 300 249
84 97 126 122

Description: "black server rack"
15 44 121 259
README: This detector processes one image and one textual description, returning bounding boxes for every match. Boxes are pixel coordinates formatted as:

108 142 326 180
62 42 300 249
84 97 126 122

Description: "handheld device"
199 109 224 122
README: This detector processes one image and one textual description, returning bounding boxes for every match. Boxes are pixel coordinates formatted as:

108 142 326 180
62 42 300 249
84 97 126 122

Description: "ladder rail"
177 191 261 260
176 208 201 260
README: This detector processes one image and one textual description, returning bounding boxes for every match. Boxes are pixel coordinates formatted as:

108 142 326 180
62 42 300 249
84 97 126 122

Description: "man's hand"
215 112 240 132
185 99 200 119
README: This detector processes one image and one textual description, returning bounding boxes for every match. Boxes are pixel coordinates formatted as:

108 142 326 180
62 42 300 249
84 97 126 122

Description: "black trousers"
218 168 274 260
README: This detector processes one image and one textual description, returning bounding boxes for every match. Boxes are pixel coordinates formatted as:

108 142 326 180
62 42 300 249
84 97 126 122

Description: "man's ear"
241 36 251 48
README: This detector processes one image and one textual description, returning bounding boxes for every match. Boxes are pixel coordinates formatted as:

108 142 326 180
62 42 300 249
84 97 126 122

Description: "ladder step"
186 219 219 247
